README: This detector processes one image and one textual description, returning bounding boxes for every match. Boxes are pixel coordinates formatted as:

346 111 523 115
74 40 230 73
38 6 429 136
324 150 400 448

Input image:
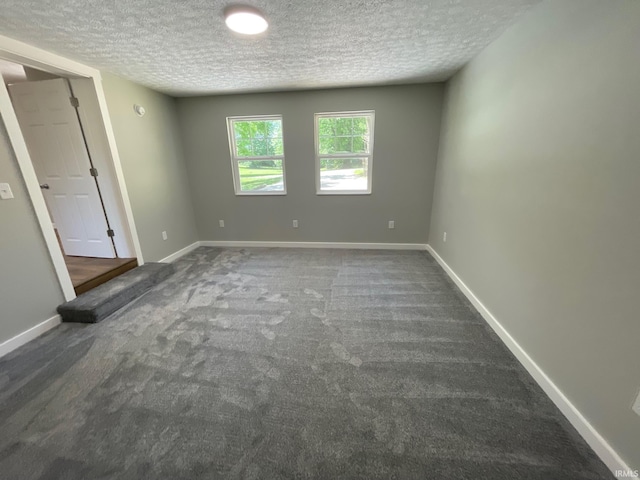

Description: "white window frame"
226 114 287 196
314 110 375 195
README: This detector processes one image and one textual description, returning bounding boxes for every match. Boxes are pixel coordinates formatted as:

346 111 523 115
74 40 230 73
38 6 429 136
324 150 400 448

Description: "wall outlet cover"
0 183 14 200
388 220 395 229
219 220 225 228
162 231 167 240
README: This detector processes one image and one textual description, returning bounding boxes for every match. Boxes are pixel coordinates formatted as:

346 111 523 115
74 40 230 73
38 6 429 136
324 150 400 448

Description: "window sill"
316 190 372 196
234 191 287 196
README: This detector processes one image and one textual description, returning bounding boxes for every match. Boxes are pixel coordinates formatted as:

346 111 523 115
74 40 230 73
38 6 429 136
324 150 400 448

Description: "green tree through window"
227 115 286 194
315 111 375 194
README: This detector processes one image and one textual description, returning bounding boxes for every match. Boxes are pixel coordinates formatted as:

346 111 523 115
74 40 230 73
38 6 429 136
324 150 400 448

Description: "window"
226 115 286 195
314 111 375 194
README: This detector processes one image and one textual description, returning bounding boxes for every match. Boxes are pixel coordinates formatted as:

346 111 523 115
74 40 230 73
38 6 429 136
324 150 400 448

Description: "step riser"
57 263 175 324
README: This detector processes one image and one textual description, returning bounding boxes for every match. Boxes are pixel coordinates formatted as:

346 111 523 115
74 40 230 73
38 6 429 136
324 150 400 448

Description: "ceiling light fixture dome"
224 5 268 35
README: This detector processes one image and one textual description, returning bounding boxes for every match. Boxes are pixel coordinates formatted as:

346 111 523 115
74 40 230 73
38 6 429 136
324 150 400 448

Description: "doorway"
0 48 142 299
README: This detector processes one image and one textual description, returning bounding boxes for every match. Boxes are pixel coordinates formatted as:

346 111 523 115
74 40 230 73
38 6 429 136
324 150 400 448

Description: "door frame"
0 34 144 301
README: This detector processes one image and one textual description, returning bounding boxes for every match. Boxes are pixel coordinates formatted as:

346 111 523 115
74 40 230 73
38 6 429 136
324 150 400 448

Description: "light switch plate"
0 183 14 200
633 389 640 417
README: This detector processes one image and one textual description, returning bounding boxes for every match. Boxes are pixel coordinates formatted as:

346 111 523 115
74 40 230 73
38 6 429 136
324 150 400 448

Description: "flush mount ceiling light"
224 5 268 35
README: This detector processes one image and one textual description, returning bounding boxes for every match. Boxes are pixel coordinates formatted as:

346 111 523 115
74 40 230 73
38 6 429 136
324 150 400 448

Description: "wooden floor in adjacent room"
65 255 137 295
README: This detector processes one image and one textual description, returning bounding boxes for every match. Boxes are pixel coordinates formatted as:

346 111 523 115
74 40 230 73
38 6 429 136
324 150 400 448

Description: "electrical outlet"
0 183 14 200
633 389 640 417
162 231 167 241
443 232 447 242
219 220 225 228
388 220 395 229
292 220 298 228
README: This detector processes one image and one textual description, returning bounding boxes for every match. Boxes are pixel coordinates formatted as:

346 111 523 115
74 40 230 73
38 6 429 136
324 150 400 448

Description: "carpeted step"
57 262 175 323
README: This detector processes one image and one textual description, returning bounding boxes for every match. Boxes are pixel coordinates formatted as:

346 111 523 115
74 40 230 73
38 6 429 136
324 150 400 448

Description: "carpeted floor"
0 247 612 479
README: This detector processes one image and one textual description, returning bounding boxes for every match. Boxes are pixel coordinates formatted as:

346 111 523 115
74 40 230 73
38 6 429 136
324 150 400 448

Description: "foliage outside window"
226 115 286 195
314 111 375 194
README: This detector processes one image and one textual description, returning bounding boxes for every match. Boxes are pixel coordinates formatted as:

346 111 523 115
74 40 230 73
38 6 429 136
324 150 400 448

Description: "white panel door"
9 79 115 258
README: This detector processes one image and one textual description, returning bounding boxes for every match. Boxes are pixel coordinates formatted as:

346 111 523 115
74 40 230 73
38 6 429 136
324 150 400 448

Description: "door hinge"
89 167 98 177
69 96 79 108
106 229 115 238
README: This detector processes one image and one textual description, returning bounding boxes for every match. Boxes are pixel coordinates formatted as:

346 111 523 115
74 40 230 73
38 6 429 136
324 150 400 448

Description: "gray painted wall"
0 72 198 347
429 0 640 469
102 73 198 261
0 121 63 345
177 85 444 244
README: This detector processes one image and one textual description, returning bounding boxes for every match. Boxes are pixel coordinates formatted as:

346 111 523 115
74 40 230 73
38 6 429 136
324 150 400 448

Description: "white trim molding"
91 76 144 264
0 315 61 359
201 240 427 250
0 34 93 77
0 79 76 300
226 114 287 196
314 110 375 195
425 245 631 476
159 241 201 263
0 35 144 303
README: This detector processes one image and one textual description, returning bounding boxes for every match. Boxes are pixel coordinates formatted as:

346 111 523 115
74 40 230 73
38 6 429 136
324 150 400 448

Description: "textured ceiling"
0 0 541 96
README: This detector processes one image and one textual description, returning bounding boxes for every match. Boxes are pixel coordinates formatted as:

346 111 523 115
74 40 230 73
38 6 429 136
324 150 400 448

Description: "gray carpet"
58 262 175 323
0 247 612 479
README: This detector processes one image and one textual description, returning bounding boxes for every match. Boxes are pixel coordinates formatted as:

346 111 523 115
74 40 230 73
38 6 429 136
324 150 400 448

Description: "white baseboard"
0 314 61 359
425 245 630 475
159 241 201 263
200 240 428 250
